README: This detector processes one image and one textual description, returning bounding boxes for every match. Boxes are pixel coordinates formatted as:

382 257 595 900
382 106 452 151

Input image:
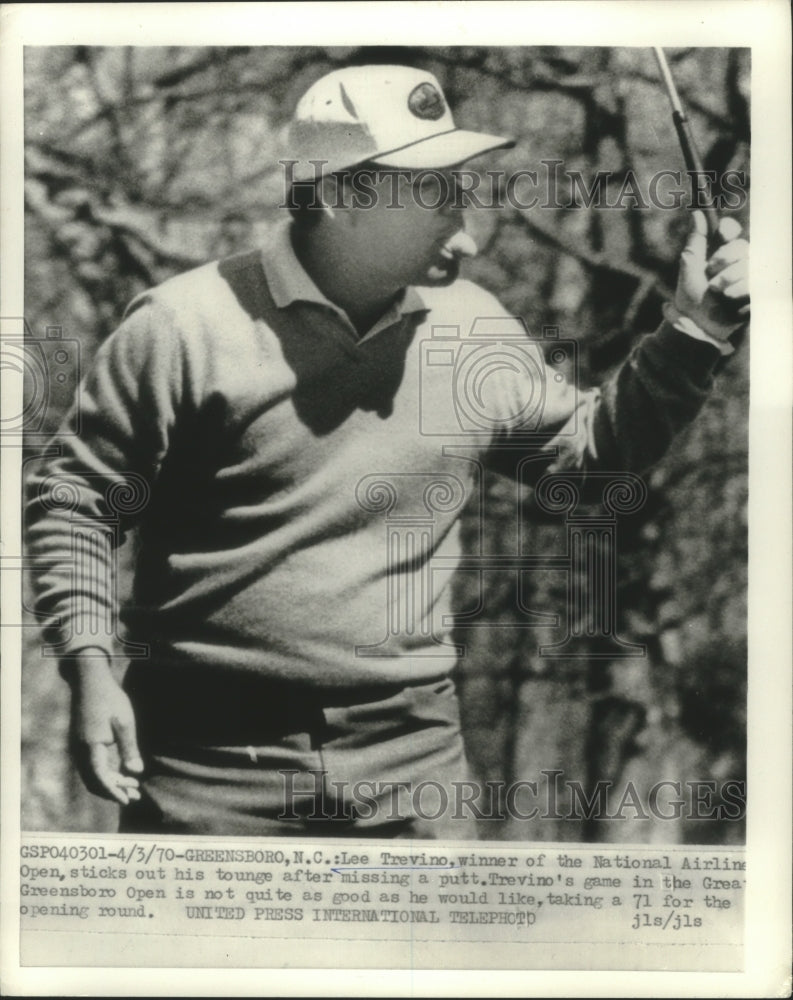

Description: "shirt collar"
260 217 428 334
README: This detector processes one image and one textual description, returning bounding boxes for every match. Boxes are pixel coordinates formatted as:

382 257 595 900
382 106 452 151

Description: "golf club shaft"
653 48 720 238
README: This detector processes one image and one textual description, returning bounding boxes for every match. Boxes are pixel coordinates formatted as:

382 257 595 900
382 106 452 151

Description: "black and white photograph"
1 2 790 995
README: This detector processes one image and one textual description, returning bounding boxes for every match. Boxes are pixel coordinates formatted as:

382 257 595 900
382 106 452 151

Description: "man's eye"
411 173 458 206
416 176 441 201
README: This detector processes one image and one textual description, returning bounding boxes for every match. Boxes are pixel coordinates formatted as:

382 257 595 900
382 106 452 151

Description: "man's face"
342 166 472 288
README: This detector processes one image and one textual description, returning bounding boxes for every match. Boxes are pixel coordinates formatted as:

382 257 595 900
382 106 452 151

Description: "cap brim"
370 129 515 170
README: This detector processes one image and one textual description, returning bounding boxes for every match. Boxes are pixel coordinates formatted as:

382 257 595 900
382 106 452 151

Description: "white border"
2 2 791 996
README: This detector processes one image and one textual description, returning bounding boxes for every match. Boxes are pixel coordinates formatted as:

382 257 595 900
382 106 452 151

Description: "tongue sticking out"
429 231 478 284
440 231 478 261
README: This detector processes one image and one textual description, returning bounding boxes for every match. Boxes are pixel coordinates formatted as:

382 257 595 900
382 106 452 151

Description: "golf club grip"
672 111 720 240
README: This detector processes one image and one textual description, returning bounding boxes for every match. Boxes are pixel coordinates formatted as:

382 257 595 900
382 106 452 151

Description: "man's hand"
673 210 750 342
64 650 144 805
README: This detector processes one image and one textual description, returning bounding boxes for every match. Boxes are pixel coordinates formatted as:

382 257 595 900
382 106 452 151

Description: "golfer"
27 65 749 838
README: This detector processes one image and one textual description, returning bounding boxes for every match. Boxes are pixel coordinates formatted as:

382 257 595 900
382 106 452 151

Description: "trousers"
119 666 478 839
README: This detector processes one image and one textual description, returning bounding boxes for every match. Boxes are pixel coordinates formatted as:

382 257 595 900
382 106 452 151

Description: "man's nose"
443 173 468 212
441 172 467 213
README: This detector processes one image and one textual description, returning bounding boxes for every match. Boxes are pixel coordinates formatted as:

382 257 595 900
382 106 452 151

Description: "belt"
124 662 453 747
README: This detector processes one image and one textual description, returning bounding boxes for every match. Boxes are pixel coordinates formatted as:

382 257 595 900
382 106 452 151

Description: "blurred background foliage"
23 45 749 842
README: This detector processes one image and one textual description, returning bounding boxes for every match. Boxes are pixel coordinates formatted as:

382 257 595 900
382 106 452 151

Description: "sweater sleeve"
25 295 187 659
582 320 724 473
485 319 725 481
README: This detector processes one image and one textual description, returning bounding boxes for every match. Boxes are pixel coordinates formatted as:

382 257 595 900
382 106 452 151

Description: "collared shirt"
261 217 427 345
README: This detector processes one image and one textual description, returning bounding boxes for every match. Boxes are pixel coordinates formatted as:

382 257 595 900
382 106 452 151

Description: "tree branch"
510 210 674 299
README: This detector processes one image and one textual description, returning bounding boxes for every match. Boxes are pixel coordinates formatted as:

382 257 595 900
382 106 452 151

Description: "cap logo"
407 82 445 121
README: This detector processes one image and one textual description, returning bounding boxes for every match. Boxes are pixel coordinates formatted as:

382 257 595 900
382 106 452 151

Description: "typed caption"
19 835 744 971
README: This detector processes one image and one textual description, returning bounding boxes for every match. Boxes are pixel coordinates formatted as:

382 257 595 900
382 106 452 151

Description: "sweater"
25 220 724 688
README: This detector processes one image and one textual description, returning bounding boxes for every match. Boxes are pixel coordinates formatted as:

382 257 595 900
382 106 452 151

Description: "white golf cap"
286 65 514 181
